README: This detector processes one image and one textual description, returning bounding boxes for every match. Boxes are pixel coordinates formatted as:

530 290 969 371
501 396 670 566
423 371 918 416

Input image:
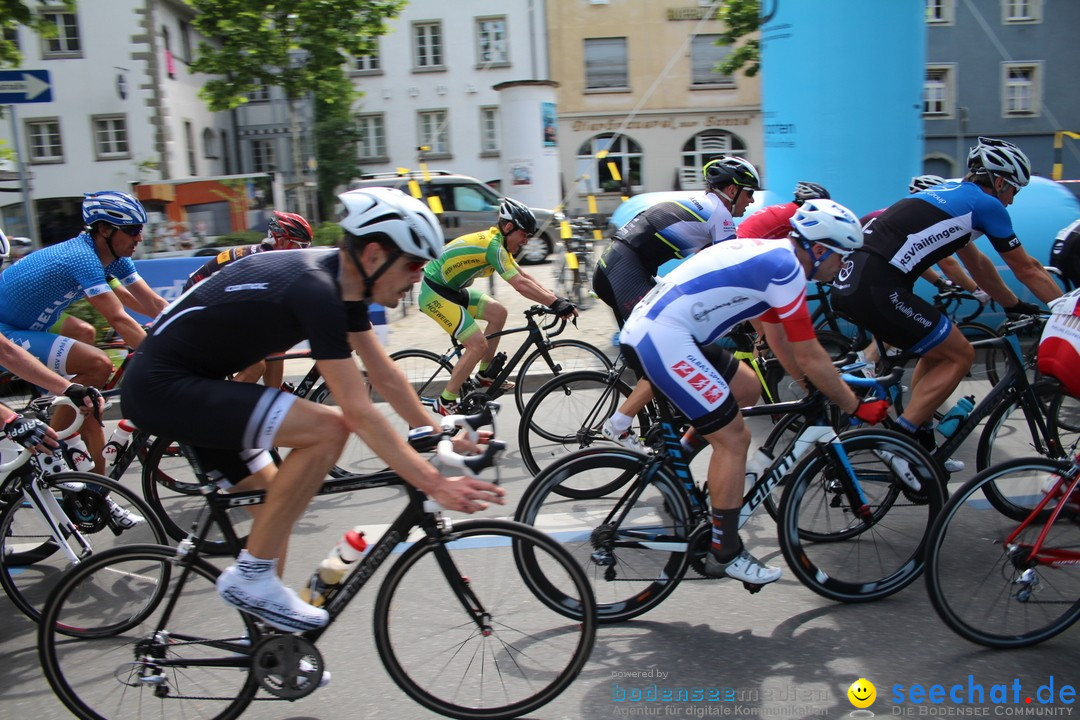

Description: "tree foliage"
0 0 77 68
313 68 360 220
186 0 404 108
716 0 761 78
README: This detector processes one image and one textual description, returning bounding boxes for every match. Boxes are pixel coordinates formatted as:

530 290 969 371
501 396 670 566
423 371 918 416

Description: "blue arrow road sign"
0 69 52 104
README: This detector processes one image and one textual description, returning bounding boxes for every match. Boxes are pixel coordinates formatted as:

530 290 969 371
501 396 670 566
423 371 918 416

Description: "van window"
452 184 498 212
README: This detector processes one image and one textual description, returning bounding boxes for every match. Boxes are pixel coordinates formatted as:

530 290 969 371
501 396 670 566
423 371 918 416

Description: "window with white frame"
690 35 733 86
925 0 955 25
354 46 381 73
680 131 748 189
413 22 443 70
26 118 62 163
418 110 449 155
480 107 499 154
1003 0 1041 23
178 20 193 63
575 133 641 194
247 84 270 102
356 114 386 159
41 9 80 57
584 37 628 90
476 17 508 66
1003 63 1040 116
924 65 955 117
252 139 275 173
92 115 130 160
202 128 217 158
184 121 197 176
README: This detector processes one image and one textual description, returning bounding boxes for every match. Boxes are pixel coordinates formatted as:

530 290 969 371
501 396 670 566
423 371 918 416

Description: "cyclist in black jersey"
122 187 505 634
833 137 1061 452
1050 218 1080 290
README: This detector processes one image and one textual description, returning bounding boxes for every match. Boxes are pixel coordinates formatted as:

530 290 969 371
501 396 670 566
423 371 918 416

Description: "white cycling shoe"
601 419 644 452
704 549 783 585
106 498 145 530
217 562 329 633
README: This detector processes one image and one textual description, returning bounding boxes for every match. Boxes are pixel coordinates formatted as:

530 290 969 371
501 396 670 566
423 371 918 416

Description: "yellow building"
547 0 761 215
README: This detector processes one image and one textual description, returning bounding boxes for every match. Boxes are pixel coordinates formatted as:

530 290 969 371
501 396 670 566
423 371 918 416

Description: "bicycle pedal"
742 581 764 594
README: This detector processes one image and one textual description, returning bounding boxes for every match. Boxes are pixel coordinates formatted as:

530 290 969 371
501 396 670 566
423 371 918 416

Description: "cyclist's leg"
472 289 508 382
51 312 97 346
417 282 481 404
905 325 974 427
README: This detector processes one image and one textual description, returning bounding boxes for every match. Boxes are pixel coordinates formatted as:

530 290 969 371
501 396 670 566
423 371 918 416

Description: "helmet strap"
713 186 735 207
798 238 832 281
98 224 120 262
346 241 398 300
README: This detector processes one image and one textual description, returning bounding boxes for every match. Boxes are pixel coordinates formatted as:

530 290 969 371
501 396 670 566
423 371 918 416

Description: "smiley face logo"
848 678 876 708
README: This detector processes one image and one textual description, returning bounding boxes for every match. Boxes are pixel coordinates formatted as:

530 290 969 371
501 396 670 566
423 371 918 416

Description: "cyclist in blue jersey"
620 199 889 584
595 156 761 449
832 137 1061 456
0 191 168 473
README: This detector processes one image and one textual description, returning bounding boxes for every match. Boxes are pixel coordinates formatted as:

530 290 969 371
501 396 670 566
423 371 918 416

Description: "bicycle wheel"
925 457 1080 648
764 330 853 403
514 448 695 622
39 544 260 719
957 322 999 383
141 436 250 554
778 428 945 602
518 369 637 478
373 518 596 719
514 339 612 414
1047 391 1080 450
0 472 167 623
389 348 455 400
975 381 1066 487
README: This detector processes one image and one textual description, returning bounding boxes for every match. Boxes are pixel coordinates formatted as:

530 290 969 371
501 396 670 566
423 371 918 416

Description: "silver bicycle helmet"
338 186 443 260
909 174 947 193
967 136 1031 189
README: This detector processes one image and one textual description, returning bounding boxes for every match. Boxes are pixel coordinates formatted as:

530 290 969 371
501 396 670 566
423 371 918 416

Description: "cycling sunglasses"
287 238 312 249
114 224 144 237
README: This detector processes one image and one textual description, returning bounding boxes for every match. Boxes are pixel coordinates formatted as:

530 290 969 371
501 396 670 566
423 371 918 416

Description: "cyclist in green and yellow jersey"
419 198 578 414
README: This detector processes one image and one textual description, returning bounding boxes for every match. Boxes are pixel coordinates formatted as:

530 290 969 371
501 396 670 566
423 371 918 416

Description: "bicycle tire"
957 322 1000 383
777 427 945 602
373 518 596 719
388 348 455 400
763 330 852 404
517 369 638 479
1047 391 1080 450
141 436 246 555
38 544 259 719
310 380 407 476
514 448 695 623
514 338 612 415
0 471 167 623
925 457 1080 648
975 382 1068 519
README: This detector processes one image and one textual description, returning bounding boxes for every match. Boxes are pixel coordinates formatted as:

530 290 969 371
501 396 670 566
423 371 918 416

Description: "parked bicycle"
514 370 944 622
553 217 597 309
37 408 596 720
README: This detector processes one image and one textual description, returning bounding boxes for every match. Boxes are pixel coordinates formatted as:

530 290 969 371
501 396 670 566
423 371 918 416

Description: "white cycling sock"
609 412 632 433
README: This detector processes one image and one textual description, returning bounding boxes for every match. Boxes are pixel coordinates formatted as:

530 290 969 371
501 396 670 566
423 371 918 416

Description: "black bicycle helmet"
702 156 761 191
498 198 538 236
793 181 830 204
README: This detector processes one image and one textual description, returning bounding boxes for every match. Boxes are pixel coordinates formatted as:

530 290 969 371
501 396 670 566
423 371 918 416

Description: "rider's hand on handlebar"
1004 300 1042 319
450 430 494 455
934 278 960 293
549 297 579 319
972 288 991 306
63 383 105 425
852 397 890 425
429 476 506 514
2 412 58 452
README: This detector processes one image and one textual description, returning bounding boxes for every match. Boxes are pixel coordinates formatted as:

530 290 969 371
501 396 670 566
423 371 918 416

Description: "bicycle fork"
22 479 94 564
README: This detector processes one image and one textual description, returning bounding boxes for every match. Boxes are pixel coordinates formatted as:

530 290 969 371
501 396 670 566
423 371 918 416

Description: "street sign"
0 69 52 104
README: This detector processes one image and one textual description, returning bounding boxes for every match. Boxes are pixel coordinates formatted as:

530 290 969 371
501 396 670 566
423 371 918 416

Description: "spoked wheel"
38 544 260 719
925 457 1080 648
374 519 596 719
778 428 945 602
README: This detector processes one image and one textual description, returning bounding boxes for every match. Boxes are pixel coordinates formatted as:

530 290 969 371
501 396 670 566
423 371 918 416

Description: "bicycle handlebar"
0 396 87 475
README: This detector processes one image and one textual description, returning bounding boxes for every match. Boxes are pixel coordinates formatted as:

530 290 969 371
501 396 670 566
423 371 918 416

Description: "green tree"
186 0 404 217
716 0 761 78
313 67 360 221
0 0 76 67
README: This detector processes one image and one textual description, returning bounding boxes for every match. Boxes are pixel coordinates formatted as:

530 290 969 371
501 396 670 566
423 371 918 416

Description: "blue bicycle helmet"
82 191 148 228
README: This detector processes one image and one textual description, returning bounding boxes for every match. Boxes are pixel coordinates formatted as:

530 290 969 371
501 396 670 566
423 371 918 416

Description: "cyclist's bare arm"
763 320 859 414
955 243 1019 306
87 292 148 348
0 335 74 396
317 355 504 513
936 256 979 292
114 278 168 319
998 245 1063 304
350 329 436 429
507 273 559 307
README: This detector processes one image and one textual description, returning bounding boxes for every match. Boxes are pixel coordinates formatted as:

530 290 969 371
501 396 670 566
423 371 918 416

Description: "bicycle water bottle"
745 448 774 489
300 527 368 607
936 395 976 438
102 419 136 470
65 432 96 472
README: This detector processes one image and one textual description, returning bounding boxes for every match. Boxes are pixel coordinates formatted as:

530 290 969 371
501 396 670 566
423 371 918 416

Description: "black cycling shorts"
831 252 952 355
593 242 655 328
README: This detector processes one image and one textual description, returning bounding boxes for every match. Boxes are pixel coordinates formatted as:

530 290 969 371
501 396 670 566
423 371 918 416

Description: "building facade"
922 0 1080 193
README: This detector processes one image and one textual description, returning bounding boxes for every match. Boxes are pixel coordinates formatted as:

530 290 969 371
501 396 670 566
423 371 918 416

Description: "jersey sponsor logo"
703 384 726 404
671 360 695 377
1005 236 1020 250
837 259 854 283
691 296 750 322
687 373 710 391
224 282 269 292
888 290 933 329
888 215 971 272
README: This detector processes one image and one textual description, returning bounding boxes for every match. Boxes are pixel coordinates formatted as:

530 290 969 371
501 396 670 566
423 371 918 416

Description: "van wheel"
520 233 553 265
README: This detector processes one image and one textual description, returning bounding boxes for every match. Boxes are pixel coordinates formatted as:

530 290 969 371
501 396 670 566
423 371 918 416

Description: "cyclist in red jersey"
736 181 831 240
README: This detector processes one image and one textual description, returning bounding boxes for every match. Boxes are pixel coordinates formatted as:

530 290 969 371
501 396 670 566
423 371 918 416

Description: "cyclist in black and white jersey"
833 137 1061 454
1049 218 1080 290
122 187 504 634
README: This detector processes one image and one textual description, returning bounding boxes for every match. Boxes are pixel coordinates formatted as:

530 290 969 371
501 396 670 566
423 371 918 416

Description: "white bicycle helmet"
338 186 443 260
82 191 148 227
967 136 1032 189
793 181 830 204
789 199 863 256
909 174 947 194
703 156 762 190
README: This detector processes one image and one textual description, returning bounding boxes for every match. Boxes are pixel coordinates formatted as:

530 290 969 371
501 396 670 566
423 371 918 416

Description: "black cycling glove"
2 413 50 449
1004 300 1042 318
64 383 104 425
549 297 577 317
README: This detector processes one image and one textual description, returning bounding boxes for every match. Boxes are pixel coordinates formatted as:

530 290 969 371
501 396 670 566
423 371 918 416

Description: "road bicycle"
924 453 1080 648
0 396 166 622
514 370 945 622
553 217 597 309
391 304 611 415
37 408 597 720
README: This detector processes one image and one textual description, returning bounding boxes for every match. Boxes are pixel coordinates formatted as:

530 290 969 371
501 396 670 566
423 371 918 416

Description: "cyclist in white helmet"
833 137 1061 460
122 186 504 635
620 199 889 585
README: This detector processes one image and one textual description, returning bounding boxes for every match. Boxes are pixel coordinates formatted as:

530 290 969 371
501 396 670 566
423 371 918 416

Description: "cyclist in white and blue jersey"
0 191 168 472
594 156 760 449
620 200 889 585
832 137 1061 454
